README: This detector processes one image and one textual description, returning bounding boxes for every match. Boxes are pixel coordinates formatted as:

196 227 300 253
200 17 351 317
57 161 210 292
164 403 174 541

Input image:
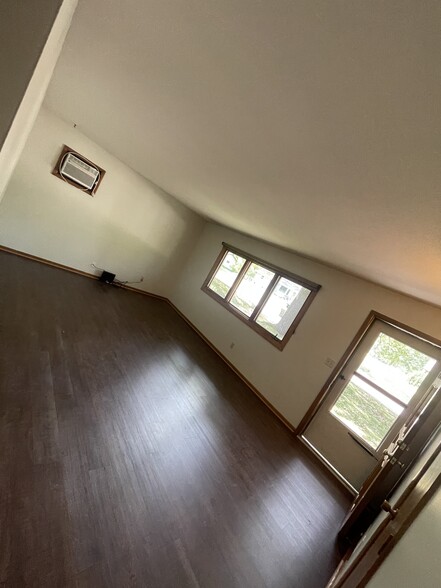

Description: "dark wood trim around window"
221 243 321 291
201 243 321 350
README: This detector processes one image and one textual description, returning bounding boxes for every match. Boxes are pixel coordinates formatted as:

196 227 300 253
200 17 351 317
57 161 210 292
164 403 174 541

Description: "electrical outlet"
325 357 336 368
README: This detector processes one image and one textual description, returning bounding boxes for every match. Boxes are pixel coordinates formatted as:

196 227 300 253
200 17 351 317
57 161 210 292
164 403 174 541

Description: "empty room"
1 1 440 587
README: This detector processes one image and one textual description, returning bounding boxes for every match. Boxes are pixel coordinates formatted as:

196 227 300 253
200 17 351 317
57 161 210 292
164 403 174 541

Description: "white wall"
2 105 440 431
366 487 441 588
0 0 77 201
0 107 204 297
171 223 441 428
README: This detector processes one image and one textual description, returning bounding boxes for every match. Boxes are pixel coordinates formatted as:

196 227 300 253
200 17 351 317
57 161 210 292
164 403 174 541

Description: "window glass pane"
208 252 246 298
330 375 403 449
357 333 436 405
230 263 274 317
255 278 311 339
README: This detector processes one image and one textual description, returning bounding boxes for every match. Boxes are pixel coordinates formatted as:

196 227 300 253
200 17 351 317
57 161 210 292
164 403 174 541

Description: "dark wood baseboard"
0 243 296 435
119 282 167 301
168 300 297 434
0 244 167 302
0 244 100 281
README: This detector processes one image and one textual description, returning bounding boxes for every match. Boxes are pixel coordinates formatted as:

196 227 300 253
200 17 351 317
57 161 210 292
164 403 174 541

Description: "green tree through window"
372 333 428 374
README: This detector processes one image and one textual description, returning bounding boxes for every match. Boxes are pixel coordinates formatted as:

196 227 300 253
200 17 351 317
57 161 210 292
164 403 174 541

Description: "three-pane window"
202 244 320 349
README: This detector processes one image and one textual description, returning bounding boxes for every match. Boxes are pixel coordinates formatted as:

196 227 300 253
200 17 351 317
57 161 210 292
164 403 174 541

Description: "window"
202 243 321 350
330 331 437 450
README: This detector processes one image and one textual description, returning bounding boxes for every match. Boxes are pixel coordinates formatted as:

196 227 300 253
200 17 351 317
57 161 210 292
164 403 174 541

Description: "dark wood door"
338 377 441 545
327 432 441 588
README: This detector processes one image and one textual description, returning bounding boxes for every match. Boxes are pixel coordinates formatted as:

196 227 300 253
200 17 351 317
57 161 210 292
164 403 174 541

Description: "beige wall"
171 223 441 428
0 107 204 297
0 0 77 201
366 487 441 588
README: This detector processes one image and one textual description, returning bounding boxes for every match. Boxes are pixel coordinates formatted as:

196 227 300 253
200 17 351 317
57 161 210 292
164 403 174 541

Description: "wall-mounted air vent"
60 153 100 190
52 145 105 195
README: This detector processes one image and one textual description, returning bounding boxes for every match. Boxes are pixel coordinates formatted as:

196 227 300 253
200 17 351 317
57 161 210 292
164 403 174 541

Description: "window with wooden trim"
202 243 321 350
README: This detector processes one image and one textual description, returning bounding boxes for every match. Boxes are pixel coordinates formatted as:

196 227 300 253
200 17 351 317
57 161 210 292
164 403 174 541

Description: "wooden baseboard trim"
0 244 99 281
0 244 295 435
168 300 297 434
118 282 167 302
0 244 168 302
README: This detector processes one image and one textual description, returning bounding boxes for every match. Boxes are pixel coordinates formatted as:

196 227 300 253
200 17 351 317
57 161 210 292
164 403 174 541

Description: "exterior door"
303 319 441 491
339 384 441 545
326 428 441 588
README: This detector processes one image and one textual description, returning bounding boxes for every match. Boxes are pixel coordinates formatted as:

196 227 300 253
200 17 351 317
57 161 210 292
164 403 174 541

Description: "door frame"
297 310 441 437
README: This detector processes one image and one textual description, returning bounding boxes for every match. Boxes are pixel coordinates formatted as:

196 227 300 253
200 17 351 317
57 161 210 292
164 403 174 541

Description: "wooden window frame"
201 243 321 350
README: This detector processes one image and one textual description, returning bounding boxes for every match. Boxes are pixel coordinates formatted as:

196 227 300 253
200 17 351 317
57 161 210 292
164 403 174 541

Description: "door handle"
383 450 406 468
396 439 409 451
381 500 399 518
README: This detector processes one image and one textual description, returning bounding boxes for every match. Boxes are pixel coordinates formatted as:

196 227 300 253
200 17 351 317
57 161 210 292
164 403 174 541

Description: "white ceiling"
45 0 441 305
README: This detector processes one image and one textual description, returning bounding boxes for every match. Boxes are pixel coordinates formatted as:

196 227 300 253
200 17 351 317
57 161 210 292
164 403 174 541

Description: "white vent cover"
60 153 100 190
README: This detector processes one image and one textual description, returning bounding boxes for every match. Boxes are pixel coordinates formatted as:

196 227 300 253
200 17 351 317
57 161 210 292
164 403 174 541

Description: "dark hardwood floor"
0 251 350 587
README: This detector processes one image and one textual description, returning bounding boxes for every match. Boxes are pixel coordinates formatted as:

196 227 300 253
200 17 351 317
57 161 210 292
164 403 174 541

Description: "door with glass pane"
303 320 441 491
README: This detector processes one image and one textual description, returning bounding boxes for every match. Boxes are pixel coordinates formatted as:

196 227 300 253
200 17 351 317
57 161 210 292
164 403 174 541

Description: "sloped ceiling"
44 0 441 305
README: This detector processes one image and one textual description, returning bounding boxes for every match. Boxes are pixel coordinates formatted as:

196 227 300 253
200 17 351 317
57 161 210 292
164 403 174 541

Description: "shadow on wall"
0 107 205 296
93 211 203 293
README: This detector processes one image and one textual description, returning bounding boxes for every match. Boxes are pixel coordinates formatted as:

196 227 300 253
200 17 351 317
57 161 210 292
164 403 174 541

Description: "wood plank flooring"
0 251 350 587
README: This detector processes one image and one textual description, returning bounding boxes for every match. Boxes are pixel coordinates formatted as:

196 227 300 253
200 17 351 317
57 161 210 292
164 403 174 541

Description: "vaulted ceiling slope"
44 0 441 305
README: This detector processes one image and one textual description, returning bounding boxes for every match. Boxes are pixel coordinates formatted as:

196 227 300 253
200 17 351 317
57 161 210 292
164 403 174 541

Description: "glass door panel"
356 332 436 405
329 332 436 451
330 375 404 450
303 320 441 491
